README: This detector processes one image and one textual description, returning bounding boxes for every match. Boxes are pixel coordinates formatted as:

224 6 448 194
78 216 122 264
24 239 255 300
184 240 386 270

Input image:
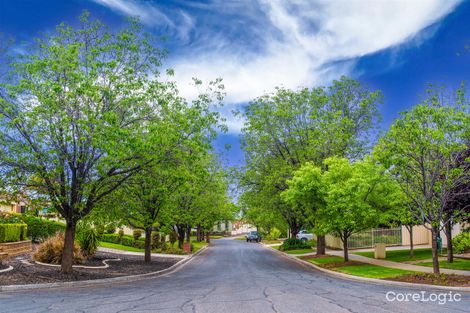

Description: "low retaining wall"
0 240 32 258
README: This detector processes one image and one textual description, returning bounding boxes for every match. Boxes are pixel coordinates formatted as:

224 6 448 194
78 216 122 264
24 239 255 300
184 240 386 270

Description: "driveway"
0 239 467 313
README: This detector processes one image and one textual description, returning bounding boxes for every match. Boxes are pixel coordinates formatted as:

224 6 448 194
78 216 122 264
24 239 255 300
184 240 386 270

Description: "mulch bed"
387 273 470 287
0 251 180 286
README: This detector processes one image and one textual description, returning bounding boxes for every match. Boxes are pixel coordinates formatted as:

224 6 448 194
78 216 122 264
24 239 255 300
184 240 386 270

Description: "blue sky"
1 0 469 167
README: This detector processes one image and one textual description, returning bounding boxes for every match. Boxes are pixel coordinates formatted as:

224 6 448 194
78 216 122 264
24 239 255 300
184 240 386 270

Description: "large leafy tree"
374 86 470 274
239 77 381 252
0 13 179 273
318 157 401 261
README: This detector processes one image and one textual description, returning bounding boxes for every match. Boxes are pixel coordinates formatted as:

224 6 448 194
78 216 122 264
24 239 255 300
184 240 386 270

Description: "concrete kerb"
0 245 209 292
262 243 470 293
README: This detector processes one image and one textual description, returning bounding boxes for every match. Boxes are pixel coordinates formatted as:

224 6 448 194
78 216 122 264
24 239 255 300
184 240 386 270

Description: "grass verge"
99 241 144 252
354 248 447 263
417 258 470 271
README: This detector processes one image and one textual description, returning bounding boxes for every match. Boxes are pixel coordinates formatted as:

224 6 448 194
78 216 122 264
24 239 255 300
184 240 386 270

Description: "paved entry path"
0 239 468 313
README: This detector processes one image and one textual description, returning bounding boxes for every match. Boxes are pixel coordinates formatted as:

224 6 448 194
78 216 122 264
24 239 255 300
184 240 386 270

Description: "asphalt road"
0 239 468 313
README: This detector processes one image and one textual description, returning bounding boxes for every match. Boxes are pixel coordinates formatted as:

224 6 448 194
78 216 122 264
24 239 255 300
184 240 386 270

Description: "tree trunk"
186 225 191 243
196 226 202 242
342 233 349 262
445 222 453 263
289 223 300 239
407 225 414 258
177 226 185 249
206 232 210 244
144 227 152 263
316 235 326 255
431 226 440 274
61 220 76 274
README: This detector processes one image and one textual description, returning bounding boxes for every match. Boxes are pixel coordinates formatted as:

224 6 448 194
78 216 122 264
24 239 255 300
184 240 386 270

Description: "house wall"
325 234 343 249
401 225 431 246
0 203 14 213
401 223 463 247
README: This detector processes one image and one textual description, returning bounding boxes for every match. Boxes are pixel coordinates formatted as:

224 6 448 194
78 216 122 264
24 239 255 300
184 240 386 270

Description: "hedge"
0 223 27 243
0 212 65 241
21 215 65 242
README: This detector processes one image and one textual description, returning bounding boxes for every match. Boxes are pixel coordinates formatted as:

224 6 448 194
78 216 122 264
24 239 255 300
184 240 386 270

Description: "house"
0 200 27 214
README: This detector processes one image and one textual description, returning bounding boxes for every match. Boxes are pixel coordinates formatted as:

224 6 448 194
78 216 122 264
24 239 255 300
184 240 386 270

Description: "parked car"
246 231 262 242
296 230 314 242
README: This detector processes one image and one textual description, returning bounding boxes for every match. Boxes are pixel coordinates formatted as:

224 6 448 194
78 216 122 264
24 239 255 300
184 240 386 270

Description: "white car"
296 230 314 242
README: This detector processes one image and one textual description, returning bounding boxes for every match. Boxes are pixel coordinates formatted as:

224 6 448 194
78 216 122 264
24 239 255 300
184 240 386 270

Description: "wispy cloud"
93 0 462 133
92 0 194 41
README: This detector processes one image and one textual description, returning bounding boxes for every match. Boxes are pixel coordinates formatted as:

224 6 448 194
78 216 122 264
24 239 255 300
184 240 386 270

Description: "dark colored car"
246 231 261 243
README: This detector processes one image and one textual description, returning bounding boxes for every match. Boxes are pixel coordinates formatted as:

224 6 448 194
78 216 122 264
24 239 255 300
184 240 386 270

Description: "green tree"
0 13 177 273
281 162 326 254
239 77 382 253
374 85 470 273
318 157 401 261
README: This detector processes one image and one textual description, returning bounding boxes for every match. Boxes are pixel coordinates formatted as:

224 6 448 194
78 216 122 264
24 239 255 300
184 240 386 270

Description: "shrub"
20 215 65 242
118 229 124 238
34 232 84 265
133 229 142 241
279 238 311 251
105 224 116 234
76 223 101 257
96 224 105 236
102 233 120 244
152 232 160 249
0 223 27 243
453 232 470 254
266 228 282 241
121 235 135 247
0 212 22 223
169 231 177 245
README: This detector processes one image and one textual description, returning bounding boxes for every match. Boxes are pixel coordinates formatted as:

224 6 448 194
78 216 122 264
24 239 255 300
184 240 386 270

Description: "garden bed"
387 273 470 287
0 251 180 286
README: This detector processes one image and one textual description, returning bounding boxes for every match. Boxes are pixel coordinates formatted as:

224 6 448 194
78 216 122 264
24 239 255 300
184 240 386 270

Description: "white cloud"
94 0 462 133
171 0 461 104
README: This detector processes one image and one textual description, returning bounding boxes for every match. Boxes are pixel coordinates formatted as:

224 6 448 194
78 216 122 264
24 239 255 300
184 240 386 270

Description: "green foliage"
151 232 160 249
374 86 469 230
317 157 401 239
239 77 382 235
21 215 65 242
118 229 124 238
0 223 27 243
169 231 178 245
76 222 102 257
279 238 311 251
453 232 470 254
0 212 63 242
266 228 282 240
105 224 116 234
133 229 142 241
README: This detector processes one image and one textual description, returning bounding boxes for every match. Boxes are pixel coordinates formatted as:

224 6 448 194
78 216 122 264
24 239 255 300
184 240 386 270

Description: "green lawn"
336 264 416 278
100 240 207 254
191 241 208 252
285 248 315 254
306 255 416 279
417 258 470 271
354 248 446 263
307 255 344 265
99 241 145 252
